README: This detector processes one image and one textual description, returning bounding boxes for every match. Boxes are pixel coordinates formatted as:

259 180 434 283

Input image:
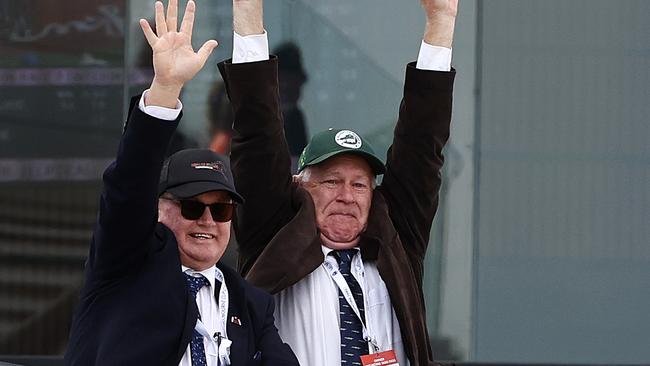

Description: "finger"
166 0 178 33
155 1 167 36
179 0 195 38
196 40 219 65
139 19 158 46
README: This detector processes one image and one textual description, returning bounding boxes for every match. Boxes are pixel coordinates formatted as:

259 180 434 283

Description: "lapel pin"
230 316 242 326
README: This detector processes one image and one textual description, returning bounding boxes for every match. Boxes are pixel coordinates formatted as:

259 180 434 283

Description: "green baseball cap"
297 128 386 175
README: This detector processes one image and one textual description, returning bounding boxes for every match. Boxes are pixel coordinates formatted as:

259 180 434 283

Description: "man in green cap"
219 0 457 364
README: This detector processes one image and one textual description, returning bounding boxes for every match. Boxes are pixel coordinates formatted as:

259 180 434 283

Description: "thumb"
197 39 218 65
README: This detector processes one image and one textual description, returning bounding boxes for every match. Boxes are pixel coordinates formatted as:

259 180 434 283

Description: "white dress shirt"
276 246 409 366
231 32 452 366
178 265 231 366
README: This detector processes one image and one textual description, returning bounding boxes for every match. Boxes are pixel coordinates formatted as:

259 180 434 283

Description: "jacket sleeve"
218 57 297 276
378 64 455 267
258 296 300 366
86 100 179 285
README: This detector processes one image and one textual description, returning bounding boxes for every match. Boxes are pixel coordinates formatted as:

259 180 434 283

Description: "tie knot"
334 249 357 268
184 273 210 299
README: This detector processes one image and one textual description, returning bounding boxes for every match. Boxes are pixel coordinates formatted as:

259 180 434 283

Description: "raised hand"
139 0 218 107
420 0 458 48
421 0 458 19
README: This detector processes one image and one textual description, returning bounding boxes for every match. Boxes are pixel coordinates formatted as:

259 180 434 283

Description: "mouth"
329 212 356 218
189 233 215 240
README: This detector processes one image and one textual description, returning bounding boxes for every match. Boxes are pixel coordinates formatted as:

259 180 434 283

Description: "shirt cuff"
138 89 182 121
232 31 270 64
416 41 452 71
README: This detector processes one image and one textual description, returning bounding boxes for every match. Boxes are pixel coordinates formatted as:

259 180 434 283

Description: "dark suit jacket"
218 57 455 366
64 100 298 366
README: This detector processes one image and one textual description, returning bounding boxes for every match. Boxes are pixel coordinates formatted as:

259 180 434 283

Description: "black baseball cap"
158 149 244 203
297 128 385 175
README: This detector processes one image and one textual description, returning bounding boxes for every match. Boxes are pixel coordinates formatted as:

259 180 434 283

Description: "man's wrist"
233 0 264 36
139 89 182 121
423 15 456 48
146 78 183 108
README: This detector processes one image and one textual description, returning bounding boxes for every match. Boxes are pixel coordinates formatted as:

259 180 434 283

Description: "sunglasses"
162 197 235 222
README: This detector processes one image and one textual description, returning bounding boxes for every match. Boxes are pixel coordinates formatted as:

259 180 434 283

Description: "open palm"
140 0 217 88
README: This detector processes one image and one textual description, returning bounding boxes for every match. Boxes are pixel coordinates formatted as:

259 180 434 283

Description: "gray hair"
295 168 313 184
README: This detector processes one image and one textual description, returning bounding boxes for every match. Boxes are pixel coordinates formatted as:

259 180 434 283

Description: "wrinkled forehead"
312 154 375 179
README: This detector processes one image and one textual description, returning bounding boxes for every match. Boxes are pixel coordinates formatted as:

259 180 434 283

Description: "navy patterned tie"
335 249 368 365
184 273 211 366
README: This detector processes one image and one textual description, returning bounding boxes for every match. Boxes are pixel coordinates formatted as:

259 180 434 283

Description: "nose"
196 206 216 225
336 183 355 203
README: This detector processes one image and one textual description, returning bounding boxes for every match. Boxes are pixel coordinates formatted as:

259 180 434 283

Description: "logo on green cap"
334 130 362 149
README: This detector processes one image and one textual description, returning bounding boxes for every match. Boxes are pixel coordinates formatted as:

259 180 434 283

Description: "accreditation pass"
360 350 400 366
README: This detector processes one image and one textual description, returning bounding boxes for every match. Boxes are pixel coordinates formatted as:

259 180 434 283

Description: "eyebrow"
319 172 371 181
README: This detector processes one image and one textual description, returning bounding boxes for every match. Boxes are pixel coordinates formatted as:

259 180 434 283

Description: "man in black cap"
64 1 297 365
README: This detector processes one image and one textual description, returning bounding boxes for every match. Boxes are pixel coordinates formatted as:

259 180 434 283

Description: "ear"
157 198 166 223
292 174 300 184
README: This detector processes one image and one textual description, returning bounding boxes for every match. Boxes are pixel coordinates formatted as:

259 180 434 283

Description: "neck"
320 233 359 250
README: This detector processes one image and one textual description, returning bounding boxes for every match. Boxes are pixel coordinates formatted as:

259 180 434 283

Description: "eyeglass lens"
179 200 234 222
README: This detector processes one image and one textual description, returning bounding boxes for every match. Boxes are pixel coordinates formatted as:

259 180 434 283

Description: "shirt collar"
320 245 360 257
181 264 217 290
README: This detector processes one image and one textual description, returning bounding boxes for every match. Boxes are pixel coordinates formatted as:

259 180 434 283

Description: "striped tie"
335 249 368 365
184 273 211 366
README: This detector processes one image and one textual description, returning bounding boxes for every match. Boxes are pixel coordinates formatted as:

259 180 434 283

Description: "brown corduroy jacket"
219 57 455 366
